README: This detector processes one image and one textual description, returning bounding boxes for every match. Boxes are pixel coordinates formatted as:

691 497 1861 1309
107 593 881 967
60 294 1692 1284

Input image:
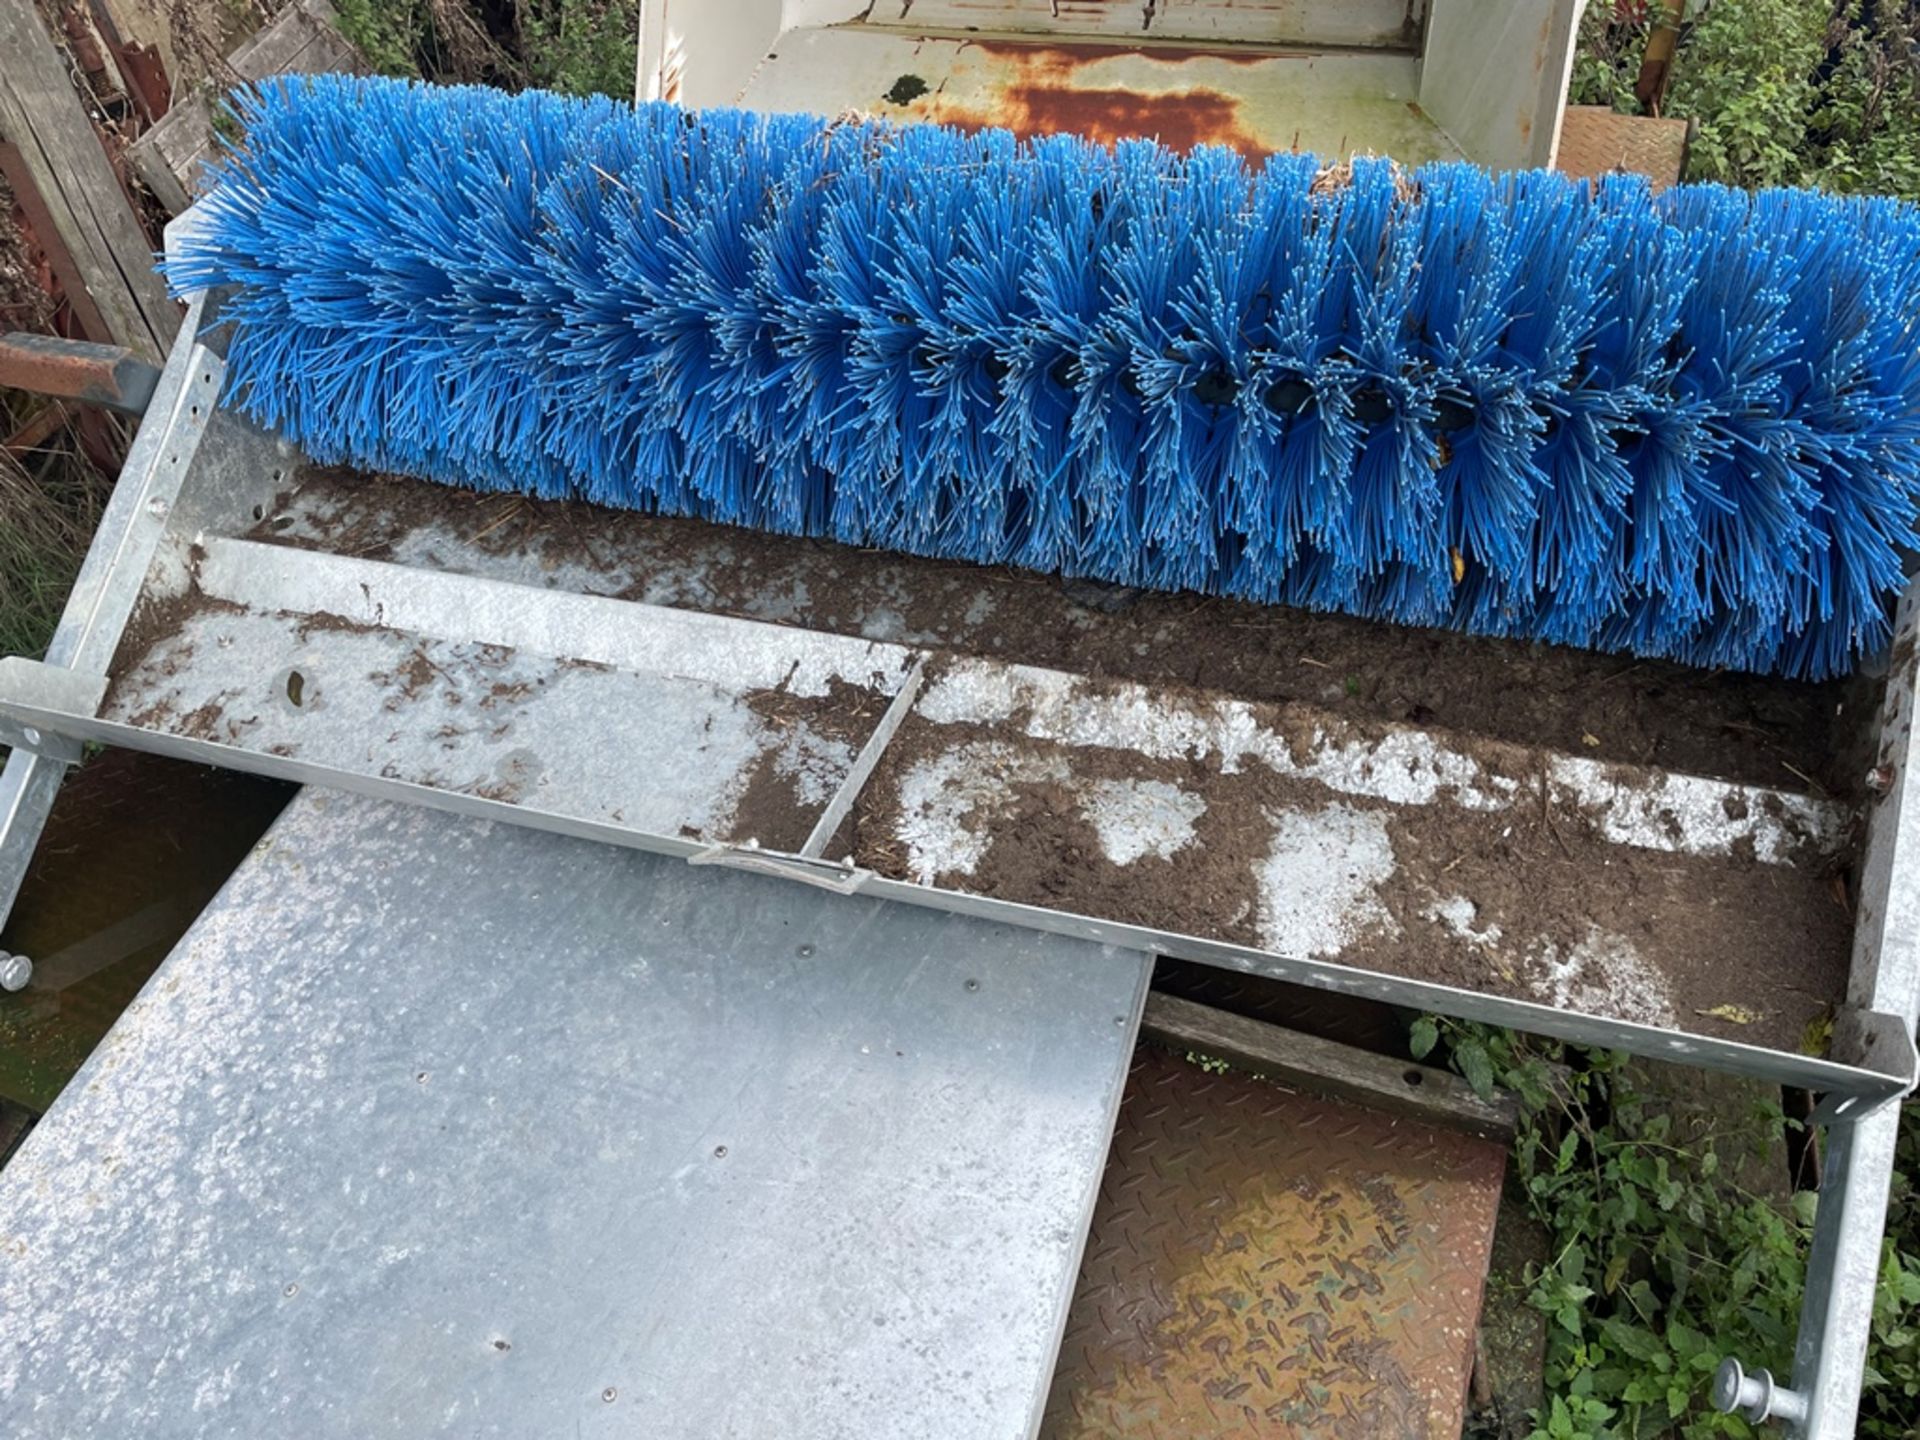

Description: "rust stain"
969 38 1286 67
1041 1047 1506 1440
905 40 1281 158
930 82 1273 160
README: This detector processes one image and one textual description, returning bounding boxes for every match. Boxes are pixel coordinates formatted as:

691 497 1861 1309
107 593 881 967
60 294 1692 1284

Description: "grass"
0 442 112 660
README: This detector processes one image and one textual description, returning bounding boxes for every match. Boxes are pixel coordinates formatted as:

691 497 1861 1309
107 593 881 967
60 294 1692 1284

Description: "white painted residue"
1526 925 1678 1028
1424 895 1504 948
1076 779 1205 865
1253 803 1401 958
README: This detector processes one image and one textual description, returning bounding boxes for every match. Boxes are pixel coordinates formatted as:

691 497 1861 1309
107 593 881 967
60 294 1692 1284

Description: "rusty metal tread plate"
1043 1046 1505 1440
0 791 1153 1439
1555 105 1689 191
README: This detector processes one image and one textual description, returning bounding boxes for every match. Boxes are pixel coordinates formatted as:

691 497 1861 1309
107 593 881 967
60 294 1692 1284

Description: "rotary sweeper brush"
170 75 1920 681
1 5 1919 1439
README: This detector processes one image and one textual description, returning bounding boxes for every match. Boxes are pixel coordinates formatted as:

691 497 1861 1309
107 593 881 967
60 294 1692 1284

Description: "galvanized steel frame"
0 274 1914 1436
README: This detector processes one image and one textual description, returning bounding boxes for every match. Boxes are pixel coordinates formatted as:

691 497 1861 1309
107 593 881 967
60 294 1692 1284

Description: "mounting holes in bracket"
286 670 306 708
1403 1069 1424 1087
252 504 265 521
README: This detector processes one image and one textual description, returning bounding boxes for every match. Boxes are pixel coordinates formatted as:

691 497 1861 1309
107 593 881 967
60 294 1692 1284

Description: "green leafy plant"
332 0 429 79
518 0 639 99
1572 0 1920 200
1413 1017 1920 1438
1664 0 1830 190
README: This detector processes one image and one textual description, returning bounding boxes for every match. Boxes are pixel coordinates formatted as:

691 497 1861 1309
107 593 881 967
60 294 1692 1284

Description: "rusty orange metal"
919 42 1278 160
1043 1045 1506 1440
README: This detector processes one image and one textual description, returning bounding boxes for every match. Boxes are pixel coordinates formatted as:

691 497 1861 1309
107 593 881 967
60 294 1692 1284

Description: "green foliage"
1571 0 1920 200
1416 1017 1920 1439
332 0 429 79
1569 1 1659 111
1867 1103 1920 1437
0 449 111 660
332 0 637 97
1665 0 1830 190
519 0 639 99
1807 2 1920 199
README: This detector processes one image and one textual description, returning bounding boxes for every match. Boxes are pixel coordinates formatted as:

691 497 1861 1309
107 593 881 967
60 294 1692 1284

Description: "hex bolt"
0 953 30 993
1712 1358 1809 1429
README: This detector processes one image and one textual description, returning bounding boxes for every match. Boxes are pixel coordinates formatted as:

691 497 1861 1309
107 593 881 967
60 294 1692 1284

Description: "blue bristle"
167 74 1920 679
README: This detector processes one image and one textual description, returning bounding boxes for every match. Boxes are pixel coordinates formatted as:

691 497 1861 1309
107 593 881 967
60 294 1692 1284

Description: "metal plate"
738 29 1462 165
1555 106 1689 192
0 791 1152 1438
852 0 1427 51
1043 1046 1506 1439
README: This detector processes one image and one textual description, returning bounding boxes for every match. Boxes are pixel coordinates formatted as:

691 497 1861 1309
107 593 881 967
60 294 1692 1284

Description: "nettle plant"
1412 1017 1920 1439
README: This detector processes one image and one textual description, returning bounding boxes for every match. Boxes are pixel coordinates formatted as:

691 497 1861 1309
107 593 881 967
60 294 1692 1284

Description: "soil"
850 686 1851 1055
99 468 1862 1051
728 675 891 852
254 467 1878 798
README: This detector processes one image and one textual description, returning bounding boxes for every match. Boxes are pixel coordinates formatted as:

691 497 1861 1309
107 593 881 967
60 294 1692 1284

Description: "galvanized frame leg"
0 753 65 988
0 306 225 986
1716 574 1920 1434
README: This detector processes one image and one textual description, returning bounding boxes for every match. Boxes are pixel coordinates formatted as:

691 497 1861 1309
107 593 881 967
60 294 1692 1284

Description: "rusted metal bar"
0 332 159 415
86 0 169 123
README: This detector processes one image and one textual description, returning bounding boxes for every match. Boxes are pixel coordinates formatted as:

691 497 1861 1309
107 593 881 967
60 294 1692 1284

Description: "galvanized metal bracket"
1809 1008 1919 1125
686 843 873 896
0 311 225 963
0 661 103 764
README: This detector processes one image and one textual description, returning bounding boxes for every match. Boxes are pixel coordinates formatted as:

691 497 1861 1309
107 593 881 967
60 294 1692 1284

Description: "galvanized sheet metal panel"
0 791 1152 1438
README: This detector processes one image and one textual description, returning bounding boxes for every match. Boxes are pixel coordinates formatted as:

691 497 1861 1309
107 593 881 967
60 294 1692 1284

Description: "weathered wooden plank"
1140 990 1519 1142
129 0 363 218
0 0 175 361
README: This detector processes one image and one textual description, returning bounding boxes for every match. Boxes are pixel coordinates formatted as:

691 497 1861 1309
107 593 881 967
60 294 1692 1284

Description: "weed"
1572 0 1920 200
1413 1016 1920 1437
0 444 111 660
519 0 638 99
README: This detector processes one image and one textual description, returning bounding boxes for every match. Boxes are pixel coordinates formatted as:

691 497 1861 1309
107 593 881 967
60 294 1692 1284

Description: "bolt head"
0 953 30 992
1710 1357 1746 1413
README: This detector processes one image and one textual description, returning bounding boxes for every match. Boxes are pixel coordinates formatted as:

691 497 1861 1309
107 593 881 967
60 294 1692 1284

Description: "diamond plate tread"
1556 106 1689 191
1043 1045 1506 1440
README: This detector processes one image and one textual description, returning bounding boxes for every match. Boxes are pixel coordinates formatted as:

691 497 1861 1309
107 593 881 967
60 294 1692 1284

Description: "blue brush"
167 74 1920 679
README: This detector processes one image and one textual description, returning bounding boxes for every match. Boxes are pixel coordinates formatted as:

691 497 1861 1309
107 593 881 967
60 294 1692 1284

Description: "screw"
713 1145 727 1159
1712 1358 1809 1428
284 1282 299 1297
0 954 30 993
20 726 41 748
601 1388 617 1403
1867 763 1896 795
